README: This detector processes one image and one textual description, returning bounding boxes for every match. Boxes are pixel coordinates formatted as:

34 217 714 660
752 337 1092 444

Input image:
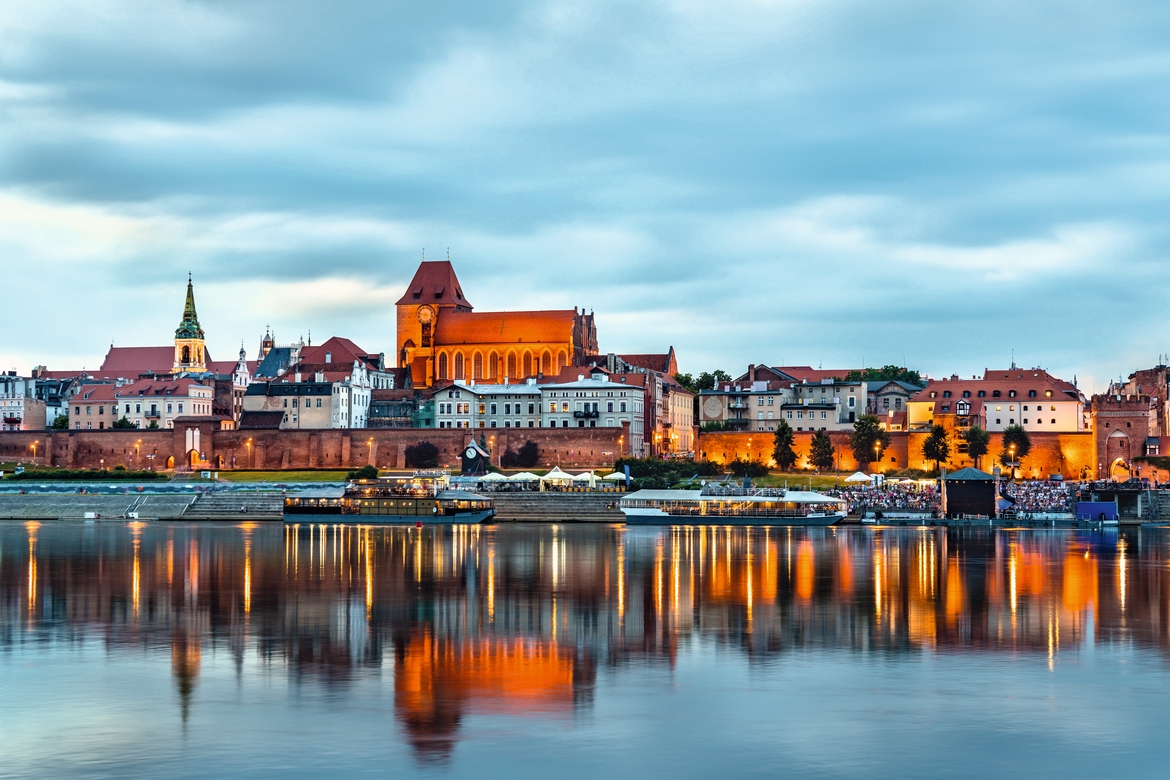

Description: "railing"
144 409 161 419
728 402 748 410
726 418 750 426
573 410 599 419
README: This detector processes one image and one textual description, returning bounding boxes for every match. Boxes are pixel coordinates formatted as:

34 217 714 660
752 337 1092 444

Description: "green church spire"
175 274 205 340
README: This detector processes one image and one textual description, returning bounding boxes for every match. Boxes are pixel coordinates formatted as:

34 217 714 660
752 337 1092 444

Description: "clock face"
465 447 477 458
417 306 434 324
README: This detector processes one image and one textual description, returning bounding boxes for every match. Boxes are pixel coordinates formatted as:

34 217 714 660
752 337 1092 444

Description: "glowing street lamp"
30 440 38 465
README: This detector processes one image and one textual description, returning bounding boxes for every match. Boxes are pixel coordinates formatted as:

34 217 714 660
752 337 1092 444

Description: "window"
607 401 614 412
786 411 793 419
767 397 774 406
943 391 951 398
561 402 569 413
1051 405 1056 411
620 402 627 412
166 404 172 413
292 399 298 408
1051 419 1056 424
1024 418 1029 424
758 398 764 406
177 403 183 413
797 411 804 419
978 390 986 398
992 390 1001 398
317 398 322 407
549 402 556 413
821 411 827 419
135 404 141 413
962 391 970 398
757 412 764 420
883 397 890 409
848 397 855 407
1008 390 1017 398
1028 390 1036 398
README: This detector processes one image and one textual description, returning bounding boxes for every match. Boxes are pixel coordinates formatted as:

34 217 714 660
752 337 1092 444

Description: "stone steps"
0 493 195 519
184 491 285 519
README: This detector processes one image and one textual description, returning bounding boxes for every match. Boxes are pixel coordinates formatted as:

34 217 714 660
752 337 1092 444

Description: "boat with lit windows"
283 471 495 524
619 485 847 526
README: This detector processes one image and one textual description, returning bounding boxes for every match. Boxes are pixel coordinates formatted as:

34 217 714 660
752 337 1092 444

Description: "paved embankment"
489 493 624 523
0 493 196 520
183 491 284 520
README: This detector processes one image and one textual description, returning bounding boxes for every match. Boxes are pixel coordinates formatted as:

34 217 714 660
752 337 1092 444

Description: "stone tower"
1090 391 1151 479
173 275 208 374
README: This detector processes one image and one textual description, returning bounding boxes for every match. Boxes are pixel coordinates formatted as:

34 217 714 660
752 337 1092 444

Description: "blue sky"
2 1 1169 392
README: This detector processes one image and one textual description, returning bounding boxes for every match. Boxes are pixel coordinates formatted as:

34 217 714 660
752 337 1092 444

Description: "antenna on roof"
422 248 425 261
447 247 450 261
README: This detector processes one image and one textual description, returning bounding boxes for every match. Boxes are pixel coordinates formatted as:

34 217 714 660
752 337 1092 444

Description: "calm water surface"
2 521 1169 778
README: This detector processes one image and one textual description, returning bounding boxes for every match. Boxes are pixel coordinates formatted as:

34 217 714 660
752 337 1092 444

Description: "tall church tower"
173 275 208 374
396 260 472 387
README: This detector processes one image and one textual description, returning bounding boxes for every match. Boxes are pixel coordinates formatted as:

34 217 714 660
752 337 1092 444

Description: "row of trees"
770 415 1033 473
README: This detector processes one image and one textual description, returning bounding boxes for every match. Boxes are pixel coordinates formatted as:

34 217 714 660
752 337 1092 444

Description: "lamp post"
30 440 38 466
246 438 253 468
367 437 374 466
1009 443 1017 481
873 441 881 470
134 439 141 464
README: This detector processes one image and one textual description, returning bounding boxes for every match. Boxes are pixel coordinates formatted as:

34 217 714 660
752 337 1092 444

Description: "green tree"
50 415 69 430
809 428 835 471
404 440 440 468
771 419 797 470
673 373 696 393
963 425 991 469
850 415 891 467
694 370 732 392
111 416 136 429
146 420 160 429
999 425 1032 467
844 365 923 386
922 424 950 473
347 464 379 480
516 440 540 468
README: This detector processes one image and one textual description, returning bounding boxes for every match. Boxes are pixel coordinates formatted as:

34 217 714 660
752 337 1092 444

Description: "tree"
809 429 835 471
404 440 440 468
844 365 923 386
347 464 379 480
50 415 70 430
516 440 540 468
963 425 991 468
111 416 136 429
850 415 891 467
771 419 797 470
694 370 732 392
673 373 696 393
146 420 159 429
999 425 1032 468
922 424 950 473
728 459 768 478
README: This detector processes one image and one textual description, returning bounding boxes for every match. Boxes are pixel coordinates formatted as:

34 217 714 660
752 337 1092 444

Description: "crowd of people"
833 483 941 514
1002 481 1073 512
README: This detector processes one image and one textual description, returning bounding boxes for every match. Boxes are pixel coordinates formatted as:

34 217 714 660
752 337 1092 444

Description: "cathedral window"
454 353 465 380
541 352 551 374
507 353 517 379
438 353 449 380
522 352 533 377
473 353 483 380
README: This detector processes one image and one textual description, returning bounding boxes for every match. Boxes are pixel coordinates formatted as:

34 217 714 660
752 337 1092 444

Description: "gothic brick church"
396 261 599 387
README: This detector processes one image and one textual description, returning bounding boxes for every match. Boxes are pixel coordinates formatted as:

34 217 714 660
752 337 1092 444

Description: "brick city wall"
0 425 624 471
698 430 1098 479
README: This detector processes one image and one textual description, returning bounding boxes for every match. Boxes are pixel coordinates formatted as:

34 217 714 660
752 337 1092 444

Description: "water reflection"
1 522 1167 763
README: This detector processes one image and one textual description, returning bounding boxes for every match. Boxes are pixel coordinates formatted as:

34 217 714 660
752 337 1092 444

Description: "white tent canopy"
477 472 509 482
508 472 540 481
571 471 595 481
540 466 573 483
845 472 874 484
602 471 626 481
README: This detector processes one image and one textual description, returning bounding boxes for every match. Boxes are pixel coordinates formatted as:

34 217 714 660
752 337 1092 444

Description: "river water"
1 521 1168 778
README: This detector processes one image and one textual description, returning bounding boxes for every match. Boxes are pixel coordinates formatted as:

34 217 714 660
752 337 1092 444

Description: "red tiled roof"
114 378 209 398
239 411 284 430
207 359 259 375
982 368 1080 397
372 389 414 401
33 369 89 380
75 383 119 402
97 346 175 378
912 375 1074 405
300 336 370 365
434 310 576 345
619 354 671 372
395 261 472 308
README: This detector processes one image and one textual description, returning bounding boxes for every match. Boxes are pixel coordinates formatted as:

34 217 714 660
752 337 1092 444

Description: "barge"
619 486 847 526
284 472 494 524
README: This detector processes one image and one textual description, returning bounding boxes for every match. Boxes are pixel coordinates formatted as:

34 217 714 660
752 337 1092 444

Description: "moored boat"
284 471 494 524
619 485 847 526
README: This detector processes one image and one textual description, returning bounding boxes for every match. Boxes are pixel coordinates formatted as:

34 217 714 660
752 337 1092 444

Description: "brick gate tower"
1091 392 1150 479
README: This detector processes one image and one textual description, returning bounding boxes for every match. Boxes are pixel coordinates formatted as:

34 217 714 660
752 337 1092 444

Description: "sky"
2 1 1169 393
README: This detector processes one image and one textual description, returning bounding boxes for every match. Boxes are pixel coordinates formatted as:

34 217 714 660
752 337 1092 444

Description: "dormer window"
1008 390 1017 398
943 391 951 398
1028 390 1036 398
929 391 937 398
978 390 986 398
992 390 1001 398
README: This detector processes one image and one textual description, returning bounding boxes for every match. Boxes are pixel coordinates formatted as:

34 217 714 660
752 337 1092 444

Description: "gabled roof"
395 261 472 308
254 347 294 379
115 378 208 398
207 359 258 375
97 346 175 378
434 310 576 345
300 336 375 367
239 411 284 430
620 349 677 375
75 383 120 402
772 366 857 383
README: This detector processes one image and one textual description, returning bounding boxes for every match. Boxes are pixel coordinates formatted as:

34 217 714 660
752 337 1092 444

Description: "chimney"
578 374 585 382
748 363 756 381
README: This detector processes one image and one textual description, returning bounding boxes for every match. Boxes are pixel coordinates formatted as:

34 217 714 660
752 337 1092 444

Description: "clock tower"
173 275 209 375
396 260 472 387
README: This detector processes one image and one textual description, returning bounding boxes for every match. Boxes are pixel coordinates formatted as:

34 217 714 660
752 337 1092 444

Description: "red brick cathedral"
396 261 599 387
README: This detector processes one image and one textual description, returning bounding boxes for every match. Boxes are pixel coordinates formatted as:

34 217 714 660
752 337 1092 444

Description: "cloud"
3 0 1170 394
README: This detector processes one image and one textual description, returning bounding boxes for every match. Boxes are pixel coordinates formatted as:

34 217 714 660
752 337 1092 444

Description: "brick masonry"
698 429 1098 479
0 424 624 471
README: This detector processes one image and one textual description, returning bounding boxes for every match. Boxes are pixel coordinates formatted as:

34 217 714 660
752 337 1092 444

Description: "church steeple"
173 274 208 374
175 274 205 341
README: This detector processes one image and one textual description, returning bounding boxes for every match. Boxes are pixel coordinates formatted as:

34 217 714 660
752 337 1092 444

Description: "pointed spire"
175 276 205 340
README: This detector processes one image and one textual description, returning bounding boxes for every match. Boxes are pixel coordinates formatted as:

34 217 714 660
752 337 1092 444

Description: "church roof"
395 261 472 308
97 346 175 378
434 310 576 345
620 350 678 375
175 277 205 340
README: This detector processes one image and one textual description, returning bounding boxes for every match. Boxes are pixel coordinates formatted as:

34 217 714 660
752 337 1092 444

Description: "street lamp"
1009 443 1017 480
367 437 374 466
30 440 38 465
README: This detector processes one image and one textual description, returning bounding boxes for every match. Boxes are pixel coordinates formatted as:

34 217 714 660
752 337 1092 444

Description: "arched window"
541 351 551 375
507 352 517 379
454 353 465 380
556 350 567 372
473 352 483 380
181 345 191 364
438 353 449 380
488 352 499 380
522 352 533 377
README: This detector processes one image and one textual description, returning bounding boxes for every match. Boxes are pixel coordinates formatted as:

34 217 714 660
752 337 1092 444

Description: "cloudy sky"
2 1 1168 391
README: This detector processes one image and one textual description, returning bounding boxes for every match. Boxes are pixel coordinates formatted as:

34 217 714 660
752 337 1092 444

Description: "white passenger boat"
619 486 847 526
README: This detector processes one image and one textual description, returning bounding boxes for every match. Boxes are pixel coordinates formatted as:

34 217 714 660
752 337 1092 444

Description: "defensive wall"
0 424 624 472
698 430 1098 479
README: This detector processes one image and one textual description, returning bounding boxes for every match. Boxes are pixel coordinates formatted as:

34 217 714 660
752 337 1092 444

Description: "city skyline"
4 2 1170 392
